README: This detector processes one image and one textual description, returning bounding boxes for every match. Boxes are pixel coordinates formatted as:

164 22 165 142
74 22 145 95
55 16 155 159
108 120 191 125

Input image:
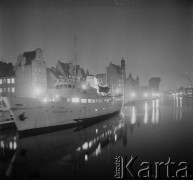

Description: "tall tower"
121 58 126 80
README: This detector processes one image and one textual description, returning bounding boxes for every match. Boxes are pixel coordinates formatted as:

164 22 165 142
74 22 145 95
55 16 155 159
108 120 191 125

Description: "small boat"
3 78 123 135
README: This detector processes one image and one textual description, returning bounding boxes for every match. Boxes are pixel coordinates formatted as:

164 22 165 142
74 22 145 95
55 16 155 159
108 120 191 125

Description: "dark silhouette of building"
149 77 161 92
106 58 126 95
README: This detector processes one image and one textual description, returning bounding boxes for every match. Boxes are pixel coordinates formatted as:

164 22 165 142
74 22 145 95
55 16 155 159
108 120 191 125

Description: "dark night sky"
0 0 193 90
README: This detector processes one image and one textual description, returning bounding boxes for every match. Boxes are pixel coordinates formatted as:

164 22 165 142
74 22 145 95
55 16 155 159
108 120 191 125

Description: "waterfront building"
124 73 141 100
106 58 126 95
56 60 86 81
0 62 15 97
149 77 161 92
15 48 47 98
96 73 106 86
47 67 58 89
86 75 98 89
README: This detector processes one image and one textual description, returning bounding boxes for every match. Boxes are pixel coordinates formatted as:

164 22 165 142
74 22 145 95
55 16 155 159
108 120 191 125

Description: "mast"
105 56 108 87
74 34 77 79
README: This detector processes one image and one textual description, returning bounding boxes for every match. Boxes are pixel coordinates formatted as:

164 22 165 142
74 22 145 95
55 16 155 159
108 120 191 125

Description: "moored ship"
3 78 123 135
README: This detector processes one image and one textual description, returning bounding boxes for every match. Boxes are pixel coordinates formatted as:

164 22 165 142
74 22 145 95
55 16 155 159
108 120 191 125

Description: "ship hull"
4 97 122 135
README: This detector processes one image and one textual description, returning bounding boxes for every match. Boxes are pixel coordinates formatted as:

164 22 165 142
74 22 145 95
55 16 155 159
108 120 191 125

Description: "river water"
0 96 193 180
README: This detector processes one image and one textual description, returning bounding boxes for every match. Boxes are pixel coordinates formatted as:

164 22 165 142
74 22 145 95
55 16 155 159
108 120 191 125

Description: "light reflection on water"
0 97 193 179
173 96 183 121
144 102 148 124
123 99 160 125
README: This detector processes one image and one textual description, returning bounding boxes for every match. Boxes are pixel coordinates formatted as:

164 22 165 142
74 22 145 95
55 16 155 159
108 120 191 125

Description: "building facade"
96 73 106 86
15 48 47 98
106 58 126 95
0 62 16 97
149 77 161 92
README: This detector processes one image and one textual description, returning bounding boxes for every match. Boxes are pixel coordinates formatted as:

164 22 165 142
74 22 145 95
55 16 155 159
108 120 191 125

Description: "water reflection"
131 106 136 124
151 100 155 123
173 96 183 121
0 131 17 179
4 115 127 179
144 102 148 124
151 99 160 124
122 99 160 126
2 98 193 179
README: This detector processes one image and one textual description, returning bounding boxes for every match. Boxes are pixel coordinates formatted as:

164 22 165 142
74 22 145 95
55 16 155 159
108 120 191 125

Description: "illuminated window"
81 99 87 103
11 78 15 84
0 79 2 84
7 79 10 84
0 88 2 93
72 97 80 103
12 87 15 92
88 99 92 103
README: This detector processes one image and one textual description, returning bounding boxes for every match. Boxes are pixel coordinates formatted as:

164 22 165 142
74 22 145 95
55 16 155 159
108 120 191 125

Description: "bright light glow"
82 142 88 150
144 102 148 124
76 147 81 151
115 89 120 94
82 84 87 89
89 141 93 148
55 95 59 98
81 99 87 103
72 97 80 103
131 106 136 124
131 92 136 97
34 87 42 95
95 143 101 156
180 97 182 107
1 141 4 148
13 141 17 150
9 142 12 150
43 98 48 103
152 100 155 123
85 154 88 161
144 93 148 97
114 134 117 141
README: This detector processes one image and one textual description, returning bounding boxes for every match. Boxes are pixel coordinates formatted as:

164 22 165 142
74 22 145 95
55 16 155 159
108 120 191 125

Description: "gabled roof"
47 67 59 78
108 63 122 74
23 51 36 65
59 61 70 76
